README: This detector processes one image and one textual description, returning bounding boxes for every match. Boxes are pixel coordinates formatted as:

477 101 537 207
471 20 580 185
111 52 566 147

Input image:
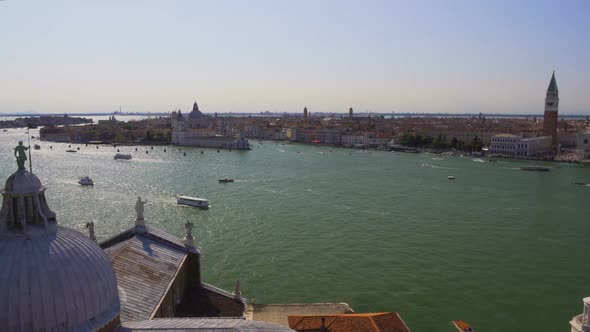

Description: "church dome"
4 169 43 194
188 101 204 119
0 226 120 331
1 164 120 331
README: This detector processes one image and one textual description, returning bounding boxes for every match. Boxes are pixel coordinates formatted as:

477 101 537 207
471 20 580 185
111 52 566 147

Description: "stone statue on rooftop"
14 141 29 171
135 197 147 221
233 279 241 299
183 221 195 246
185 221 194 240
86 222 96 241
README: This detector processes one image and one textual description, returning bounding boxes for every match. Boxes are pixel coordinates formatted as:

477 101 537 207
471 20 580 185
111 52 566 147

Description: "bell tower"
543 71 559 146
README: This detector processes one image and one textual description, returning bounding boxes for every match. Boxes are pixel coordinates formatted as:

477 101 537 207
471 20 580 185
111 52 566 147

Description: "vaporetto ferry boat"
177 195 209 209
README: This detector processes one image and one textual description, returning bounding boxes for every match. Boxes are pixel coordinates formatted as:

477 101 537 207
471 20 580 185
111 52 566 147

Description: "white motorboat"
114 154 132 160
177 195 209 209
78 176 94 186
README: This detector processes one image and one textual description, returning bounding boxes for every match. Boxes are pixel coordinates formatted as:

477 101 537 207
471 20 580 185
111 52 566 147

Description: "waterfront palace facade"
171 101 250 150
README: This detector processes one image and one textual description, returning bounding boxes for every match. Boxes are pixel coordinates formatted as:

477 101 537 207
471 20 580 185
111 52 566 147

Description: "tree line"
400 134 483 151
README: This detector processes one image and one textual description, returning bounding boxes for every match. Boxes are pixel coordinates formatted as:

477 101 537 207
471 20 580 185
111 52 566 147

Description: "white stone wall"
516 136 552 157
490 135 519 155
491 135 551 157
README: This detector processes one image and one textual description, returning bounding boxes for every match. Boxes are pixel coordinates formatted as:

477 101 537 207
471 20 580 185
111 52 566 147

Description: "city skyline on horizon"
1 0 589 115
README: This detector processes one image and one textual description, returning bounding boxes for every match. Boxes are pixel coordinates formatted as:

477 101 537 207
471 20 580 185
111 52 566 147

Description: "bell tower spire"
543 71 559 146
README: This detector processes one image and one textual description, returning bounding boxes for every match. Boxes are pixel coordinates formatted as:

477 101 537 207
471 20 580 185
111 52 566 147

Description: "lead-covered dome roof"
188 101 203 119
0 162 120 331
4 169 43 194
0 226 120 331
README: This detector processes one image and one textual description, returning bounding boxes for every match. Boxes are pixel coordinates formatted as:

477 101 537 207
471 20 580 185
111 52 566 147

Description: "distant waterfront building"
490 134 552 157
171 101 250 150
98 115 121 125
577 131 590 160
303 106 308 120
570 297 590 332
543 71 559 146
340 134 389 148
316 129 342 145
42 133 79 143
349 107 353 118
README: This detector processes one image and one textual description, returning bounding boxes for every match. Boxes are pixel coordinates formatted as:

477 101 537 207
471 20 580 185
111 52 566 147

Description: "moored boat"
520 165 550 172
218 178 234 183
78 176 94 186
34 144 41 150
177 195 209 209
66 149 77 153
114 154 132 160
452 320 474 332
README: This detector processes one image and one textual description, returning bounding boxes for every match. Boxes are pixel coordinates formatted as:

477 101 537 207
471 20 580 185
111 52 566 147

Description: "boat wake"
421 163 457 170
333 204 352 210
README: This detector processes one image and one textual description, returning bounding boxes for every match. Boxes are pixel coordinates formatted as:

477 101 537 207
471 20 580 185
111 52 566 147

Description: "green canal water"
1 128 589 331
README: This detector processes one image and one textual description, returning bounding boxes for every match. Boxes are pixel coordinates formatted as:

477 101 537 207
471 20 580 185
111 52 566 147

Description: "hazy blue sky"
1 0 588 114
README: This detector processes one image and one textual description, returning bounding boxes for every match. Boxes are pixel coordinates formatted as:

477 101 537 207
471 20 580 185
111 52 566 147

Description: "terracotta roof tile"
288 312 410 332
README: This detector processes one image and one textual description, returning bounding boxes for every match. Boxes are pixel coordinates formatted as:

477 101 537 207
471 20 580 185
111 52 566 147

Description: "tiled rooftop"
288 312 411 332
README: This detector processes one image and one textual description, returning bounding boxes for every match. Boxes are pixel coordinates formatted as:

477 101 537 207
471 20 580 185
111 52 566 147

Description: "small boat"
78 176 94 186
520 166 550 172
2 129 7 132
448 176 455 180
219 178 234 183
33 144 41 150
66 150 77 153
452 320 474 332
114 154 132 160
573 182 589 186
177 196 209 209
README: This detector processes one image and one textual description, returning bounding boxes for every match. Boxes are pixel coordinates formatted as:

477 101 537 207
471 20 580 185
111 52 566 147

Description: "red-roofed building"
288 312 411 332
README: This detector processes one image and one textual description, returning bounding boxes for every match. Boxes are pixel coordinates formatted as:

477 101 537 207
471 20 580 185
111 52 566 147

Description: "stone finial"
183 221 194 247
86 222 96 241
134 197 147 226
233 279 241 299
